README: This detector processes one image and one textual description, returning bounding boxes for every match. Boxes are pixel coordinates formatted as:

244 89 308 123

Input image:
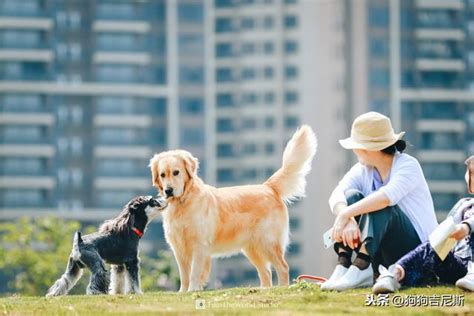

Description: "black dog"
46 195 167 296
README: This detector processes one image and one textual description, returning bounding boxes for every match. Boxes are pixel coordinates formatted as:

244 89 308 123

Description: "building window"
285 66 298 79
242 118 256 129
284 40 298 54
217 168 236 182
216 17 234 33
216 93 235 107
181 128 205 146
263 16 274 29
369 68 389 88
217 143 235 157
285 116 299 128
264 92 275 105
216 43 234 58
178 3 204 24
240 17 255 30
215 0 235 8
242 92 257 105
285 91 299 104
217 118 236 132
265 142 275 154
241 42 256 55
284 15 298 29
369 5 389 27
216 68 235 82
242 143 257 155
264 117 274 129
3 189 44 207
242 68 256 80
179 66 204 84
2 94 41 112
263 67 274 79
264 41 274 54
370 38 389 57
180 97 204 114
179 33 204 57
242 168 258 180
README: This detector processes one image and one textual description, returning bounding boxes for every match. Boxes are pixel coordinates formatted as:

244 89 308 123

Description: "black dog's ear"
128 208 135 228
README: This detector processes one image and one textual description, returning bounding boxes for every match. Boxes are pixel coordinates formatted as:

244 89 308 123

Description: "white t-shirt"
328 152 438 242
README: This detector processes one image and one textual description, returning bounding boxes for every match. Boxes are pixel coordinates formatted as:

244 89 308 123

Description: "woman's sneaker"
372 265 400 294
332 264 373 291
456 261 474 292
320 265 348 290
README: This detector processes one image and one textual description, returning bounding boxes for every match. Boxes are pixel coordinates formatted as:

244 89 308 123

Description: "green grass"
1 282 473 315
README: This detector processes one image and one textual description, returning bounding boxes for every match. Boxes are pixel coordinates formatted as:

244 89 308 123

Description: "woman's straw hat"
339 112 405 151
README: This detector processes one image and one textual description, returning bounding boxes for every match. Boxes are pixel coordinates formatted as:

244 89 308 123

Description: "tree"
0 216 178 296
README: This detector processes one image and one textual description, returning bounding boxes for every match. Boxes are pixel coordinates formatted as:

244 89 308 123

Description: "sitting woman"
322 111 438 291
373 156 474 293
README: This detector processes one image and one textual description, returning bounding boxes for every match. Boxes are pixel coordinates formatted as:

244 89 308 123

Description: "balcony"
0 144 54 157
416 119 465 133
417 149 465 162
414 29 464 41
415 59 465 72
0 176 55 189
415 0 464 10
93 20 151 33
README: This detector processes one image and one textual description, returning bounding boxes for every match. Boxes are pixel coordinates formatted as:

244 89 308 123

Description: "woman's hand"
342 218 361 249
449 223 471 241
332 211 350 244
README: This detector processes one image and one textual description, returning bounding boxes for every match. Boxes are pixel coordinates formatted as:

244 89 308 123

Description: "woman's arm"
341 191 390 219
332 191 390 243
328 163 364 215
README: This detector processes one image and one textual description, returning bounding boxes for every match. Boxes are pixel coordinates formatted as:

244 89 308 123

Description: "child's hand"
449 223 471 241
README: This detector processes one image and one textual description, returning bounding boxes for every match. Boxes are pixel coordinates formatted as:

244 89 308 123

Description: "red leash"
296 275 327 284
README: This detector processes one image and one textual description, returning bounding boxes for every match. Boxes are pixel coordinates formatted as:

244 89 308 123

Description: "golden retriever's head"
149 150 199 199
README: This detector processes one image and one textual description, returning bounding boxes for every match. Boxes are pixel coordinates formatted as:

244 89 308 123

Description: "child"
373 156 474 293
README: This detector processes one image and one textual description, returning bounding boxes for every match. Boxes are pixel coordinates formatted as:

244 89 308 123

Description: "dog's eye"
173 170 180 176
160 173 165 178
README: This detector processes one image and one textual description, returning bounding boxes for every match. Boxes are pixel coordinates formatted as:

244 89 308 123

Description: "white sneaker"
456 261 474 292
373 265 400 294
320 265 348 290
331 264 373 291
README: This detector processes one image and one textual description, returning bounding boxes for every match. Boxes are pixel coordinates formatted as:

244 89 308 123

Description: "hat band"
351 132 397 143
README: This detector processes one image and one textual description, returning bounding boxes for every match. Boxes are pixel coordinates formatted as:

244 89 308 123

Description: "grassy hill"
1 281 473 315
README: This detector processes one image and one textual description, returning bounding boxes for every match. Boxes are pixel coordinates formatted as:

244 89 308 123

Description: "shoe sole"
456 281 474 292
373 285 394 295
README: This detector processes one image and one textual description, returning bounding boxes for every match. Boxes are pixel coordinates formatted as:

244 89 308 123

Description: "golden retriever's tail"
264 125 317 205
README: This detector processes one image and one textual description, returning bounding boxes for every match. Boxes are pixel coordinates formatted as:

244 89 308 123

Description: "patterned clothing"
396 197 474 286
398 242 469 286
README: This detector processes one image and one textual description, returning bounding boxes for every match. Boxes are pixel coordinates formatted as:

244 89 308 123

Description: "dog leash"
296 274 327 284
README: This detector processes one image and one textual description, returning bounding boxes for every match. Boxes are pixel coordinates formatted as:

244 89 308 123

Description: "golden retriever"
149 125 317 291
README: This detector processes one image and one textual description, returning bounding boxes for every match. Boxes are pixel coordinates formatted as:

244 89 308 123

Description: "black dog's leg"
81 250 109 295
46 257 83 297
110 264 127 294
125 259 142 294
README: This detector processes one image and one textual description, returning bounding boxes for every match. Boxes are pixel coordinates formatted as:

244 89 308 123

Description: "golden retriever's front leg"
172 247 191 292
188 247 209 291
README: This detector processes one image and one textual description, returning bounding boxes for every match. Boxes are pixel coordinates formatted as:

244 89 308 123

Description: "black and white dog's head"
99 195 167 236
127 195 168 228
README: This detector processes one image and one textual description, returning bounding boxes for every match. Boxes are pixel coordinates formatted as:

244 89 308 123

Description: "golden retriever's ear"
179 150 199 179
148 154 163 191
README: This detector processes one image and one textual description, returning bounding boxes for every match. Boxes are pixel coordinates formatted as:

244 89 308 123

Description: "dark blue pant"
334 189 421 276
397 241 469 286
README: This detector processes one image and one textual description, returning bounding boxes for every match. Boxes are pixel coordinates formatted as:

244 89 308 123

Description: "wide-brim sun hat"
339 111 405 151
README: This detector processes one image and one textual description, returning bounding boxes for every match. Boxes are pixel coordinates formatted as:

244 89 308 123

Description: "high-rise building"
347 0 474 219
0 0 350 287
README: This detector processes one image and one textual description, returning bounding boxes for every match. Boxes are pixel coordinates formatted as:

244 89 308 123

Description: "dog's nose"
164 187 174 197
150 196 167 208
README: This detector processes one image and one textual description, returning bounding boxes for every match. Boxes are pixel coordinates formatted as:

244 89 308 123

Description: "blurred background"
0 0 473 294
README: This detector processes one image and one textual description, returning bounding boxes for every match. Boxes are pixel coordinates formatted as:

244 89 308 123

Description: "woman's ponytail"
381 140 407 155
